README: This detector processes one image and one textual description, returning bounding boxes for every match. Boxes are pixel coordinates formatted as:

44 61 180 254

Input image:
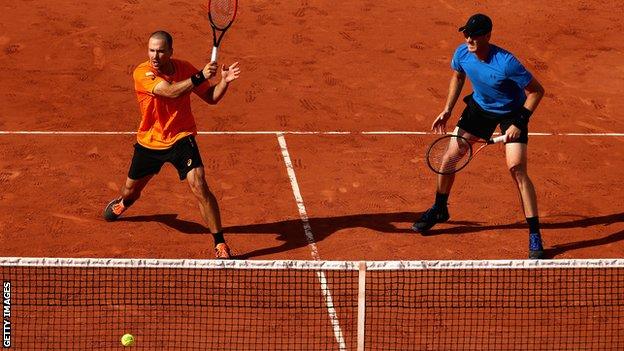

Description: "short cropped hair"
149 31 173 50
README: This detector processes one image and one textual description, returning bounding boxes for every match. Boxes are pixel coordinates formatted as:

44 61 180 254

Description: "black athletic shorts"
128 135 204 181
456 94 529 144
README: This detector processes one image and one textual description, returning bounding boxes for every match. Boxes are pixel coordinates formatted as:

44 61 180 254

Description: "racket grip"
211 46 218 62
489 135 508 144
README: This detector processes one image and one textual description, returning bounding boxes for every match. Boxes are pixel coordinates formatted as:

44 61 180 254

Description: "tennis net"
0 258 622 350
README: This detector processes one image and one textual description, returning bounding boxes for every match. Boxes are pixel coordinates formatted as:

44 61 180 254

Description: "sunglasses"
463 32 488 39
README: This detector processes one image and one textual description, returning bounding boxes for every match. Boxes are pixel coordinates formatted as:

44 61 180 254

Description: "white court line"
276 133 320 259
0 131 137 135
276 133 347 351
0 130 623 137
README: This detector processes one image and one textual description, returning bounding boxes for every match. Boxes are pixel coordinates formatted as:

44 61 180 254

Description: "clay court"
0 0 623 349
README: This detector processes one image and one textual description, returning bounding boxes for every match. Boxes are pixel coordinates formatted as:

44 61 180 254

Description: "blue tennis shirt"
451 44 532 114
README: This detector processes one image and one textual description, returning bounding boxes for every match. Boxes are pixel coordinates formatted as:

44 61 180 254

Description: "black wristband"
190 70 206 86
512 106 533 129
518 106 533 122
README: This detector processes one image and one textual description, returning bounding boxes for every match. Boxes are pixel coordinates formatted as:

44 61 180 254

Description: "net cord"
1 257 623 270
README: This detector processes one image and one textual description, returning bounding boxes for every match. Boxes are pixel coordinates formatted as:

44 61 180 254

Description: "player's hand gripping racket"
426 134 507 175
208 0 238 62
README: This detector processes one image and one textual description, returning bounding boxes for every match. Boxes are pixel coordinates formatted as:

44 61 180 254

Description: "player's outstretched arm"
153 62 218 99
201 62 240 105
431 70 465 134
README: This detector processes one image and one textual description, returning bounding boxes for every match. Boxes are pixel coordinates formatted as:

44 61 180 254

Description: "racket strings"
209 0 237 29
427 136 472 174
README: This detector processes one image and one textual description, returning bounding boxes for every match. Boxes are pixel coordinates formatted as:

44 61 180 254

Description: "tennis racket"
208 0 238 62
426 134 507 175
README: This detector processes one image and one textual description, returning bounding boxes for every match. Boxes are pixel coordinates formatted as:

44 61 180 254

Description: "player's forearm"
524 88 544 111
156 79 195 98
208 79 229 104
445 75 465 112
523 78 545 111
514 83 544 127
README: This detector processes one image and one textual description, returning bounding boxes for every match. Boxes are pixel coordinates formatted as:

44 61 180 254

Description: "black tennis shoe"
412 205 450 234
103 197 127 221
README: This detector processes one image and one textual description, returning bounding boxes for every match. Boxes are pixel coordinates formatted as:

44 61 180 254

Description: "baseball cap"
458 13 492 37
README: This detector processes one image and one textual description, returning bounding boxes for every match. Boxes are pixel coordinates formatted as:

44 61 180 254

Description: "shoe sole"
529 250 544 259
412 215 450 233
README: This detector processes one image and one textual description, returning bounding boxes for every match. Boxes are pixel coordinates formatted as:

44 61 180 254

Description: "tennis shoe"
412 205 450 234
103 197 127 222
529 233 544 259
215 243 232 259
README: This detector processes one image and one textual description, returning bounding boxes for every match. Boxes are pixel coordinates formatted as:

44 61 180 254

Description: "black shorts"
128 135 204 181
456 94 529 144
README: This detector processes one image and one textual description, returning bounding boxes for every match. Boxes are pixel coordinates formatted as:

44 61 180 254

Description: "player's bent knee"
509 165 521 175
508 164 530 181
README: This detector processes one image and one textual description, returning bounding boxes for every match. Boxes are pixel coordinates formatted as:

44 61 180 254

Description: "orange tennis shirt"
133 59 210 150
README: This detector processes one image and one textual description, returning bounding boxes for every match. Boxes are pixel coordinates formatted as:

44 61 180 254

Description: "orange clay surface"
1 0 623 261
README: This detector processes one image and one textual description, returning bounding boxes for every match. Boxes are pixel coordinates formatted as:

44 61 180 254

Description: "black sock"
121 198 135 207
212 231 225 245
526 216 540 234
434 192 449 208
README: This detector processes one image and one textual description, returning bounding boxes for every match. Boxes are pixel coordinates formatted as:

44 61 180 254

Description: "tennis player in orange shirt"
103 30 240 259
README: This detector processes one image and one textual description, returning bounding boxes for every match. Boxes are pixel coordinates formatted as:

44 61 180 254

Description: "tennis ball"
120 333 135 347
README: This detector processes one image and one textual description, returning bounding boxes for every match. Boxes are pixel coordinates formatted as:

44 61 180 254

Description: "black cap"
458 13 492 37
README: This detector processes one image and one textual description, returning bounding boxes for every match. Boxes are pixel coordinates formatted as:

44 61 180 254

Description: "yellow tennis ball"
120 333 135 347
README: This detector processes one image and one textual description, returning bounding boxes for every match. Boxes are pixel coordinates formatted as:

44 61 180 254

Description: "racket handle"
489 134 508 144
211 46 218 62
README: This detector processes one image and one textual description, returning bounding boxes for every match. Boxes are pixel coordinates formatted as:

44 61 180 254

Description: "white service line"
276 132 347 351
1 130 623 137
0 131 136 135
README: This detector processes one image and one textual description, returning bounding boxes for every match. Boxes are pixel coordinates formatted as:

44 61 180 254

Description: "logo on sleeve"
145 72 155 80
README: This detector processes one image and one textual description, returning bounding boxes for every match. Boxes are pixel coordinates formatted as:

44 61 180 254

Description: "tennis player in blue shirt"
413 14 546 259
